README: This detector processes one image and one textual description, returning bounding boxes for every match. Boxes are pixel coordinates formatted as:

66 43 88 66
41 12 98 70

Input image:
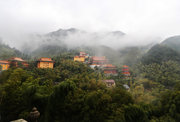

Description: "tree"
141 44 180 65
137 61 180 88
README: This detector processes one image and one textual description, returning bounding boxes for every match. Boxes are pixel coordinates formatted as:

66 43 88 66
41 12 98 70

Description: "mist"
15 28 161 55
0 0 180 50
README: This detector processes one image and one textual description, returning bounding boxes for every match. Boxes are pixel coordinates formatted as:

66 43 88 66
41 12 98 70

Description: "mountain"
29 28 126 57
29 28 154 66
47 28 125 37
141 44 180 64
0 41 29 60
46 28 82 37
161 35 180 53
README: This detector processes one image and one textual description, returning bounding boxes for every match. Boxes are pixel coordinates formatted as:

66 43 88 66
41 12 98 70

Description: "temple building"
74 56 85 62
79 52 89 58
103 80 116 87
89 56 108 68
102 64 118 76
122 65 130 77
123 84 130 90
37 57 54 68
9 57 29 67
74 52 89 63
0 60 10 71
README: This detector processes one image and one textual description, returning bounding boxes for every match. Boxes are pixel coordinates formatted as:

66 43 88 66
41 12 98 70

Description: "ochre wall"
37 62 54 68
74 57 85 62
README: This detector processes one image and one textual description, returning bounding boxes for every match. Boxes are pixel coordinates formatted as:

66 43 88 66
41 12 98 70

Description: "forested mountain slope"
161 35 180 53
0 41 29 60
141 44 180 64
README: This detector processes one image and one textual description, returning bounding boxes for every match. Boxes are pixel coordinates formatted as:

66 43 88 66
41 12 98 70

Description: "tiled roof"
123 84 130 89
92 56 106 61
10 57 25 62
0 60 10 64
39 57 53 62
103 64 116 68
123 65 129 68
80 52 86 55
103 80 115 83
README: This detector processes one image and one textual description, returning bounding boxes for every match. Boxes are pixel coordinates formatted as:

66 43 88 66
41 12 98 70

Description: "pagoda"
89 56 108 68
102 64 118 76
37 57 54 69
122 65 130 77
9 57 29 67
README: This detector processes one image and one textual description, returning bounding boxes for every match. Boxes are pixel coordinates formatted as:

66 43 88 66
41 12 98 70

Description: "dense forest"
0 37 180 122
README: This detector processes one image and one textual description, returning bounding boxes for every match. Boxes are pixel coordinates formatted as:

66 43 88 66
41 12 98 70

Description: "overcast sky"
0 0 180 47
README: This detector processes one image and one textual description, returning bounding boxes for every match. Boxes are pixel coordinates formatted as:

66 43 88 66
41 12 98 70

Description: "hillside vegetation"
0 37 180 122
0 41 29 60
161 35 180 53
141 44 180 65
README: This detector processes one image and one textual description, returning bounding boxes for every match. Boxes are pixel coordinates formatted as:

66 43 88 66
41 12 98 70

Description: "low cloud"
16 28 160 54
0 0 179 50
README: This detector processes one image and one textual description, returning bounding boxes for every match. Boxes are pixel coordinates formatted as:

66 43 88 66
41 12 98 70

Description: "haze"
0 0 180 49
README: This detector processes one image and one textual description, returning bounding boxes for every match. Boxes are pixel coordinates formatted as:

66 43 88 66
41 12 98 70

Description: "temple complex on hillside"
89 56 108 68
122 65 130 77
102 64 118 76
0 60 10 71
37 57 54 68
9 57 29 67
103 80 116 87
